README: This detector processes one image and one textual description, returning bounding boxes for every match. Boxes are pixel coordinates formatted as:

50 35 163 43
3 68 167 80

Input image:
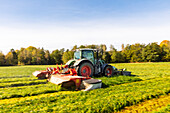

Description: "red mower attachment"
48 74 91 90
32 65 102 91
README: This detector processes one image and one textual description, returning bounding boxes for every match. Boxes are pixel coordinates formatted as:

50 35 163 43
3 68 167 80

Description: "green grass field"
0 62 169 113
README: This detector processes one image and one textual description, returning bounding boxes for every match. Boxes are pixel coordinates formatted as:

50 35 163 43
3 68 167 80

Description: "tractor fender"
73 59 94 67
65 59 76 67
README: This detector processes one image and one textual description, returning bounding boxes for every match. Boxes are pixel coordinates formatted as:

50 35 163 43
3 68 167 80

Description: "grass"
154 105 170 113
111 62 170 79
0 62 169 112
0 78 169 112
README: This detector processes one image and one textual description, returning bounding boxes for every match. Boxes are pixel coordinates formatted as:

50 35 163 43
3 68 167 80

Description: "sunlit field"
0 62 169 112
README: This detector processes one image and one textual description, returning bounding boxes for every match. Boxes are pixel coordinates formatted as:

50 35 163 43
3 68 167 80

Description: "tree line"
0 40 169 66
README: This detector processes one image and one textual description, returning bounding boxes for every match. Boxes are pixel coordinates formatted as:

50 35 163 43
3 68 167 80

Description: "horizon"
0 40 166 55
0 0 170 54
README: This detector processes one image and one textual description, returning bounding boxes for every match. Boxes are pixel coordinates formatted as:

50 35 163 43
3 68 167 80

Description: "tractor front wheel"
77 62 94 77
104 65 114 77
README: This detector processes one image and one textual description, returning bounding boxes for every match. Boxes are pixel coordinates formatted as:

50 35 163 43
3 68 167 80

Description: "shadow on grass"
0 75 31 79
1 90 59 100
0 81 47 88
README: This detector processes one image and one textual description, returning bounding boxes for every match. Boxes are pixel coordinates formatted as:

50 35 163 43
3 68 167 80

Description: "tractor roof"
75 48 97 51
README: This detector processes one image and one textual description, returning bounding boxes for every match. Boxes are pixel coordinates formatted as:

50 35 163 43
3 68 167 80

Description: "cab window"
82 50 94 63
74 51 80 59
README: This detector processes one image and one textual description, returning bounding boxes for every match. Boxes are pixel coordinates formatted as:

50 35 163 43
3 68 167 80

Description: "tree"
51 49 63 64
160 40 170 61
121 44 125 52
26 46 37 52
142 43 162 62
122 44 131 62
79 45 86 48
0 51 5 65
18 48 28 65
62 50 74 64
110 50 125 63
44 50 51 64
5 49 18 65
31 49 38 65
102 51 111 63
110 45 116 51
39 48 46 64
72 45 77 50
122 43 145 62
160 40 170 48
129 43 145 62
86 45 98 49
99 44 109 62
100 44 107 52
25 46 37 64
60 48 65 55
109 45 124 63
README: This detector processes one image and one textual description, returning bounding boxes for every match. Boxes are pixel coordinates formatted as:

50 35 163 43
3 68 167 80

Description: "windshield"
82 50 93 59
82 50 94 63
74 51 80 59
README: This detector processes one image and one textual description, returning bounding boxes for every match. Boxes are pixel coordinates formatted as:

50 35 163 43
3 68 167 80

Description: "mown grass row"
0 80 47 88
0 78 169 113
0 83 61 100
0 77 37 83
0 76 141 100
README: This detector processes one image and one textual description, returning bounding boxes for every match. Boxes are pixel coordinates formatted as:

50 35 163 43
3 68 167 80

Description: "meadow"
0 62 169 113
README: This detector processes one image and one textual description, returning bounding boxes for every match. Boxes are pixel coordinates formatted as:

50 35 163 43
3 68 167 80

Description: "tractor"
33 48 130 91
65 48 116 77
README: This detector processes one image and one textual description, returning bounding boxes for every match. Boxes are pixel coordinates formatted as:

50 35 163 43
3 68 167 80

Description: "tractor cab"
74 49 95 64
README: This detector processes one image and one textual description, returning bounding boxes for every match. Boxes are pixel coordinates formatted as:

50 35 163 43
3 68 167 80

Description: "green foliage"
62 50 74 64
142 43 162 62
5 49 18 65
0 52 5 65
161 44 170 61
18 47 51 65
110 46 125 63
102 51 111 63
51 49 63 64
111 50 125 63
0 40 170 66
122 43 145 62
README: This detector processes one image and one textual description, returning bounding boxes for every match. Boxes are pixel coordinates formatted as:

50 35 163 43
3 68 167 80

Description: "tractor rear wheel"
104 65 114 77
77 62 94 77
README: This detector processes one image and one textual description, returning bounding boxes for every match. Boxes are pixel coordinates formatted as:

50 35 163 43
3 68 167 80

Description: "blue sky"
0 0 170 54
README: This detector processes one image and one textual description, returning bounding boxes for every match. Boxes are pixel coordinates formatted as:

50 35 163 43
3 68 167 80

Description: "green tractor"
65 48 117 77
33 48 131 90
